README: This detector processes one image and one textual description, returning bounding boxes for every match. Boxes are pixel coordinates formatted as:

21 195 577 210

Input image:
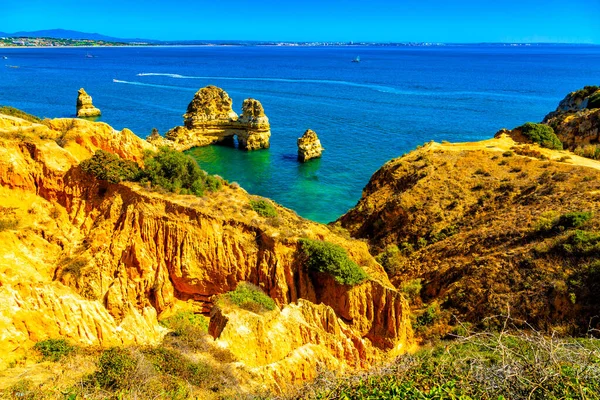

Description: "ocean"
1 45 600 222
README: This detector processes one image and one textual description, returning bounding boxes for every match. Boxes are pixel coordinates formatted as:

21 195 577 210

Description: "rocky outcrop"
536 86 600 152
155 86 271 151
209 299 407 393
76 88 101 118
0 112 411 384
297 129 324 162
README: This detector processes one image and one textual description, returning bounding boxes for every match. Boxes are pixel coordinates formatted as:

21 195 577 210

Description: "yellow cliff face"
0 113 412 386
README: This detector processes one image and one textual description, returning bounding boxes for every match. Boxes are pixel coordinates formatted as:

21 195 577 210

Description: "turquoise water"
1 45 600 222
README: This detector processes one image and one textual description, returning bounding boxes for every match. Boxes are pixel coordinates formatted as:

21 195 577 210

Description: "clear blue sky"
1 0 599 43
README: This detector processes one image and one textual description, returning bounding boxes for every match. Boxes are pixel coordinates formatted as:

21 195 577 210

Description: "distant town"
0 37 130 47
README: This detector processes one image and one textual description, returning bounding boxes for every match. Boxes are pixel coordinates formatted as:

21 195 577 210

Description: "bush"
559 230 600 256
80 150 141 184
143 346 211 387
160 311 209 337
557 211 592 229
92 347 138 390
80 147 223 196
400 279 422 301
587 91 600 109
376 245 403 276
299 238 368 285
142 147 212 196
221 282 276 313
250 199 277 218
518 122 562 150
33 339 75 362
0 106 42 123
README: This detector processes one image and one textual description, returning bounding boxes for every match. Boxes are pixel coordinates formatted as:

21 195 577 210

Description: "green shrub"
92 347 138 390
221 282 276 313
80 150 141 184
143 347 211 387
518 122 562 150
141 147 212 196
33 339 75 362
299 238 368 285
400 279 422 301
80 147 223 196
160 311 209 337
0 106 42 123
376 245 403 276
560 230 600 256
557 211 592 229
250 199 277 218
0 217 19 231
587 91 600 109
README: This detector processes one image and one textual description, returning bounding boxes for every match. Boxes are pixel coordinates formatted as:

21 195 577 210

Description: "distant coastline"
1 36 598 49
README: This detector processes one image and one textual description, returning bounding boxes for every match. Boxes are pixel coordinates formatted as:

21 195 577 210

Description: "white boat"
352 56 360 63
2 56 7 60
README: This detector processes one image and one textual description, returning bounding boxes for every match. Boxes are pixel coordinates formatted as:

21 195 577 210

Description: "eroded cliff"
0 111 411 391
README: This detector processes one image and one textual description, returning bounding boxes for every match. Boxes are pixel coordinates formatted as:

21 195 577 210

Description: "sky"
1 0 599 43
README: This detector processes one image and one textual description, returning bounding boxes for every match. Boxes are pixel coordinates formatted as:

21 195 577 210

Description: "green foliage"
518 122 563 150
142 346 211 387
588 91 600 109
91 347 137 390
142 147 219 195
416 302 439 327
33 339 75 362
250 199 277 218
306 331 600 400
502 150 513 157
557 211 592 229
400 279 422 301
534 211 592 234
0 106 42 123
574 85 600 100
574 144 600 160
221 282 276 313
80 147 223 196
299 238 369 286
80 150 141 184
376 244 404 276
160 311 209 337
559 230 600 256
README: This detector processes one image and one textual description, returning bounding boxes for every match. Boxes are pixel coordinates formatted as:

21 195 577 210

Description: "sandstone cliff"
150 86 271 151
339 135 600 335
0 111 411 388
76 88 101 118
297 129 324 162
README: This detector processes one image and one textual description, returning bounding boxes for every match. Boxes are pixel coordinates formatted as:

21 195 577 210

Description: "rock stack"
76 88 101 118
237 98 271 150
152 86 271 151
297 129 324 162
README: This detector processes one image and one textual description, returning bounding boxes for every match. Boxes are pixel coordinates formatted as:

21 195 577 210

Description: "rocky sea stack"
75 88 101 118
297 128 324 162
149 85 271 151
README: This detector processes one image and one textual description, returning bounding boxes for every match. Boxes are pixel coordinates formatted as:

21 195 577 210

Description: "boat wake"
134 73 551 101
112 79 195 91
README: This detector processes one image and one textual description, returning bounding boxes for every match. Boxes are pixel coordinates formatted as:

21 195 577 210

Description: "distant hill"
0 29 159 43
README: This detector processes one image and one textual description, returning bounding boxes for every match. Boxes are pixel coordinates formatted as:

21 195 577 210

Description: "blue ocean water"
1 45 600 222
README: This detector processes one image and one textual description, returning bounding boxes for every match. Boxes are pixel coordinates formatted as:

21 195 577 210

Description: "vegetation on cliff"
219 282 276 313
518 122 562 150
297 325 600 400
0 106 42 123
80 147 223 195
299 238 369 285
